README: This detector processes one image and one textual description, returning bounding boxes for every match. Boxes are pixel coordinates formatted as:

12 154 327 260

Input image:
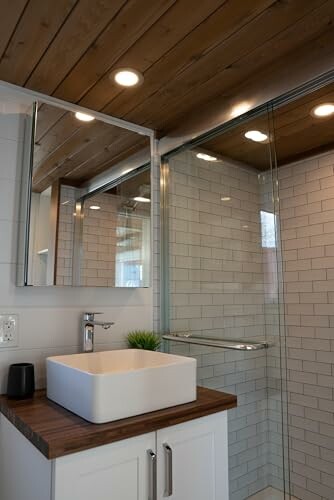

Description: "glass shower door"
162 105 290 500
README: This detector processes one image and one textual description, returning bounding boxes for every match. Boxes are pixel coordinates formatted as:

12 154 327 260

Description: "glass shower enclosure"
161 104 290 500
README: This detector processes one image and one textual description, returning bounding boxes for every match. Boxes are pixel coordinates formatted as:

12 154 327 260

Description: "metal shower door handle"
163 443 173 497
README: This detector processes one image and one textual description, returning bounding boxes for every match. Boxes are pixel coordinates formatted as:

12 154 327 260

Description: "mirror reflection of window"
115 204 151 288
260 210 277 248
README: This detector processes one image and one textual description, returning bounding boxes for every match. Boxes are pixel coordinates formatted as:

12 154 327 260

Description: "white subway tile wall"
81 193 118 287
167 151 285 500
57 189 119 286
0 99 153 394
57 186 150 287
279 152 334 500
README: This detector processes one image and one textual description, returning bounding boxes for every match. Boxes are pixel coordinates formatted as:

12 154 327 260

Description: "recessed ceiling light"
196 152 217 162
242 225 249 229
133 196 151 203
311 103 334 117
75 111 95 122
244 130 268 143
89 205 101 210
221 196 231 201
112 68 144 87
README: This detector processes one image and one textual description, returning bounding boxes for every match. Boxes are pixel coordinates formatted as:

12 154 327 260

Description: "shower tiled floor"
248 487 299 500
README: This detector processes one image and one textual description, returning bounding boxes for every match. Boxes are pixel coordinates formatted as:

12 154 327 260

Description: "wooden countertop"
0 387 236 459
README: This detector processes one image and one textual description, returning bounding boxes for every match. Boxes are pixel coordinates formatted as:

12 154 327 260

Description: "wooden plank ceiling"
201 81 334 170
1 0 334 187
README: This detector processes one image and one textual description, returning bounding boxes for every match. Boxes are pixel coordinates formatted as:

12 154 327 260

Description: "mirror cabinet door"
19 101 152 288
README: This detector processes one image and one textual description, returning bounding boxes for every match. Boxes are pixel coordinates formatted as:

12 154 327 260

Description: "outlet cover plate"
0 314 19 347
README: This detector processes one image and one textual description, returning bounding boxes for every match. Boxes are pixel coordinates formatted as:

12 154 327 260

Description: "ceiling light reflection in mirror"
196 152 217 161
244 130 268 143
75 111 95 122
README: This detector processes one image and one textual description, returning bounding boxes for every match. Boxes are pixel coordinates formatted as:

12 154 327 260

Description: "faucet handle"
83 312 103 321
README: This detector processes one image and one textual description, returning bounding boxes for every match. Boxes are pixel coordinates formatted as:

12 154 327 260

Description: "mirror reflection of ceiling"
32 104 149 192
200 81 334 170
1 0 334 148
107 169 150 199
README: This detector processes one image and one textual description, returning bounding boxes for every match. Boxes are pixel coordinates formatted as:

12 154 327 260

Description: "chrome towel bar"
162 333 270 351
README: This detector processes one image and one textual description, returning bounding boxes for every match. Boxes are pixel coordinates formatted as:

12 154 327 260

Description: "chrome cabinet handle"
163 443 173 497
147 449 157 500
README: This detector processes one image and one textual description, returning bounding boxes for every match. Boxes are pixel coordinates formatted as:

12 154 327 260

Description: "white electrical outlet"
0 314 19 347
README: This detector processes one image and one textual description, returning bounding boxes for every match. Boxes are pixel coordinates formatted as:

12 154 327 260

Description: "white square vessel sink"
46 349 197 424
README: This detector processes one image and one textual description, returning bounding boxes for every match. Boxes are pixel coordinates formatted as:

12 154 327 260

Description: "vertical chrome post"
17 101 37 286
160 159 170 338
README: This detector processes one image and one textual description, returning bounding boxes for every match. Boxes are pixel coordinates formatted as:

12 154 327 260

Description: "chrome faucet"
82 312 114 353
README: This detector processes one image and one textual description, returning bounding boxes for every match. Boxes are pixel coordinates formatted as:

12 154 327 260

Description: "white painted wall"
0 92 153 393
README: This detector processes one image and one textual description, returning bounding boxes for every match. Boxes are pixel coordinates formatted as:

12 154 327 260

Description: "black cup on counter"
7 363 35 399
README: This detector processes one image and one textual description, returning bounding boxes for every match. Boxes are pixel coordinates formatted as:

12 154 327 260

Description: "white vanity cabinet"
157 412 228 500
0 411 229 500
54 432 155 500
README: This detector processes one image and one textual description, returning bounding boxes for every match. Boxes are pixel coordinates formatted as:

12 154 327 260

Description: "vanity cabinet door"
156 412 229 500
53 432 156 500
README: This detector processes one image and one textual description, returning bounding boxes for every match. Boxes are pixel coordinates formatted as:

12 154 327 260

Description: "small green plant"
127 330 161 351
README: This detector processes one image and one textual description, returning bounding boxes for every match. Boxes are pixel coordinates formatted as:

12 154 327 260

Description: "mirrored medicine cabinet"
17 99 153 288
